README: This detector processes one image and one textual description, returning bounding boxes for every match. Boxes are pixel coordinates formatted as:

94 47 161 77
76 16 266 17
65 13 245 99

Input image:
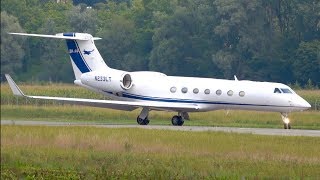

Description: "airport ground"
1 84 320 178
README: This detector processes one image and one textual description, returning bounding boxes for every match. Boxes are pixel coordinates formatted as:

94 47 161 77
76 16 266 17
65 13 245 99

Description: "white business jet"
5 32 311 129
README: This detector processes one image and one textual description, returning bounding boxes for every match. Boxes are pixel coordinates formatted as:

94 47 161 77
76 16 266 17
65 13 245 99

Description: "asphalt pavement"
1 120 320 137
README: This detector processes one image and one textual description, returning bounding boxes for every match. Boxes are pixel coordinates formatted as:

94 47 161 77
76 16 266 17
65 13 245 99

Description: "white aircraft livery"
5 32 311 129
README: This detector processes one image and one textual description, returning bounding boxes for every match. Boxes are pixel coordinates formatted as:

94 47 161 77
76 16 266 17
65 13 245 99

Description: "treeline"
1 0 319 87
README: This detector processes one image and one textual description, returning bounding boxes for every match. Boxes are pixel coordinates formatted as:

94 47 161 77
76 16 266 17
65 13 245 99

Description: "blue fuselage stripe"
103 91 294 108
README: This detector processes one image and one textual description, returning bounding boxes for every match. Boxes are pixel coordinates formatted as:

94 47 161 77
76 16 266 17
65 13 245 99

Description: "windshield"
281 88 293 94
274 88 281 93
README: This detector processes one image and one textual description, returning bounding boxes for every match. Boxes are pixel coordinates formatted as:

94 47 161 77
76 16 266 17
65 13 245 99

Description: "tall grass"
1 125 320 178
297 90 320 110
1 83 106 106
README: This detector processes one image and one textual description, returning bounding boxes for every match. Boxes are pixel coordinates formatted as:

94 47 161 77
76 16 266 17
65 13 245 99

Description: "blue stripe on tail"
63 32 75 37
66 40 91 73
74 40 91 71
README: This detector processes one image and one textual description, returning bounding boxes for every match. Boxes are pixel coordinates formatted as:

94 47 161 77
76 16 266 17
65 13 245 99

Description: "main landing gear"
137 116 149 125
137 107 149 125
281 113 291 129
171 112 188 126
171 115 184 126
136 108 187 126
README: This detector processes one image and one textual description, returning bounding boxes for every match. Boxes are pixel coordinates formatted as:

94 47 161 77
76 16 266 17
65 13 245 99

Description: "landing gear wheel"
284 123 291 129
171 115 184 126
137 116 149 125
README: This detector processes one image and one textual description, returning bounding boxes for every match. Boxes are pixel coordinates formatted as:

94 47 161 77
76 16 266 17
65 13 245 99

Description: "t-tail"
9 32 109 80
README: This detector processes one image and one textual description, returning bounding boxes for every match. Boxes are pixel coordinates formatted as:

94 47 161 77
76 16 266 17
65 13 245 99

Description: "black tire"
143 119 150 125
172 115 184 126
137 117 144 125
177 117 184 126
171 115 179 126
137 116 149 125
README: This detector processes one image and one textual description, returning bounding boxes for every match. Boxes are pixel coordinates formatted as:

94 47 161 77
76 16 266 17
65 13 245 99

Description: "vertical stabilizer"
62 33 109 80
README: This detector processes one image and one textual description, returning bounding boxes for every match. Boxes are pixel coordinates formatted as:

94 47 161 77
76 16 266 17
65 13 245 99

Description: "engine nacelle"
80 71 133 92
120 73 133 90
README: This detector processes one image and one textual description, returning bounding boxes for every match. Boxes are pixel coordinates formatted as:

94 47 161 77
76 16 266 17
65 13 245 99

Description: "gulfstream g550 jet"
5 32 311 129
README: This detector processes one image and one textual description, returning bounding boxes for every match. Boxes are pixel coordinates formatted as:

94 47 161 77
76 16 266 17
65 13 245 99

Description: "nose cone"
302 99 311 109
295 96 311 110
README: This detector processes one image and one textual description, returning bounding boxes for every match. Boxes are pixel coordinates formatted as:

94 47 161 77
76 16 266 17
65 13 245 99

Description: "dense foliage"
1 0 319 87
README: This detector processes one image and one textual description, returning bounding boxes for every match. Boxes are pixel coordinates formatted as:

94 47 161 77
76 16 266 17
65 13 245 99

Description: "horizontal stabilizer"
8 32 101 41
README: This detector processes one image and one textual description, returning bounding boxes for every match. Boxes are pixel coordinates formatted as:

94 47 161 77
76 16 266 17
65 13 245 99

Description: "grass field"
1 125 320 179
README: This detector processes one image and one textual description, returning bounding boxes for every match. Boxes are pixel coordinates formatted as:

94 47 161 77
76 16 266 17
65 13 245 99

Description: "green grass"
1 125 320 179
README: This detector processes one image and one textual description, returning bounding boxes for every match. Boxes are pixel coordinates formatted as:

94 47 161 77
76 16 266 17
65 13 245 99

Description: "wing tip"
4 74 25 97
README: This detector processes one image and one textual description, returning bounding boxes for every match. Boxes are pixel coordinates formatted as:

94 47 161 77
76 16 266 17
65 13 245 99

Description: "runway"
1 120 320 137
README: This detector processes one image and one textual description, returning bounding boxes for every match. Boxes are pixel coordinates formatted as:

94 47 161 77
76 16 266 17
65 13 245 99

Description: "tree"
150 3 220 77
0 0 319 84
68 5 98 34
1 11 25 80
97 15 136 70
293 40 320 86
35 19 74 82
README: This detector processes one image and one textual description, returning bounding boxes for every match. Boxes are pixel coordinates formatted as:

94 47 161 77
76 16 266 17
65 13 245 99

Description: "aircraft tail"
9 32 109 80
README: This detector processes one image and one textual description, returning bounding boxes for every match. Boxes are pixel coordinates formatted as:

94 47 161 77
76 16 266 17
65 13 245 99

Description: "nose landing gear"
281 113 291 129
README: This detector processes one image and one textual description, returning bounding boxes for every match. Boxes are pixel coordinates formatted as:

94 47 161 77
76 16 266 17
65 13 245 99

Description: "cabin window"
239 91 245 97
181 87 188 93
193 88 199 94
227 90 233 96
281 88 292 94
274 88 281 93
216 89 222 96
170 87 177 93
204 89 210 94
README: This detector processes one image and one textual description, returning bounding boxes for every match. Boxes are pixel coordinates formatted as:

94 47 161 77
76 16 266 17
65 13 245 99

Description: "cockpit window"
281 88 292 94
274 88 281 93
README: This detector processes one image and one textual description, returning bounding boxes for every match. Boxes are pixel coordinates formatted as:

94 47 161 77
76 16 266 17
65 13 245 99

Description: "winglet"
234 75 238 81
4 74 25 97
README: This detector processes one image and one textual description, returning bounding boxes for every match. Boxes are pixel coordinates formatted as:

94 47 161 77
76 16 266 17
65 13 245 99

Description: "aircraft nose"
295 96 311 110
302 100 311 109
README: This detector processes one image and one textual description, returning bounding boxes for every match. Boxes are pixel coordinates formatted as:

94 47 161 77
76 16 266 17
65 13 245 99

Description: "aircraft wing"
5 74 199 112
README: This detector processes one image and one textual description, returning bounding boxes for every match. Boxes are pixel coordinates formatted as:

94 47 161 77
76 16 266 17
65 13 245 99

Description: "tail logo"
83 49 94 55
